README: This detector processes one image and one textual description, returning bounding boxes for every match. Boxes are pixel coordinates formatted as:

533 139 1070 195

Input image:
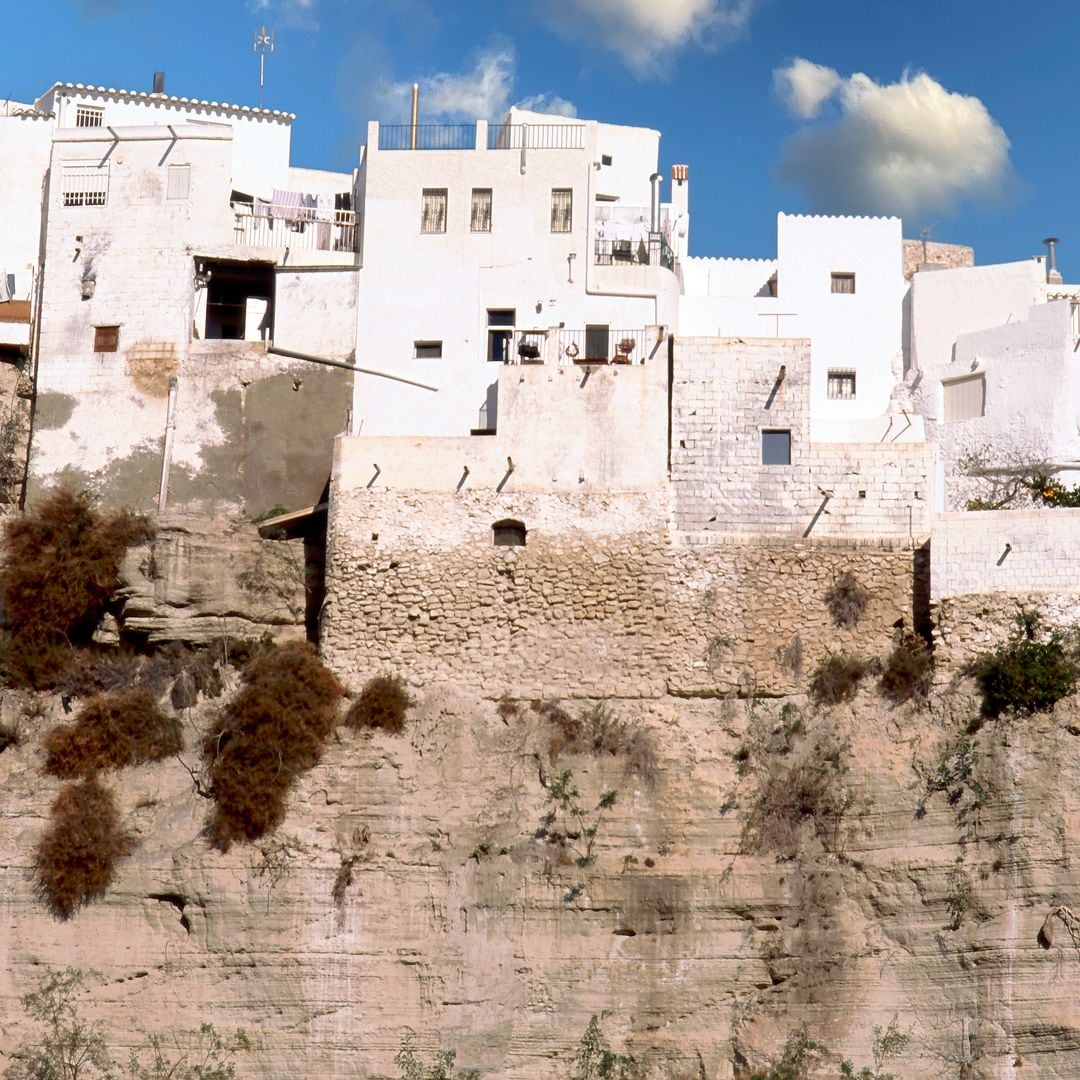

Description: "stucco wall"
321 486 919 699
670 337 932 537
0 113 52 301
274 268 358 362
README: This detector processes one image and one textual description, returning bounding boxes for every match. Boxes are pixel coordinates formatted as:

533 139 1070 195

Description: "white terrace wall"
931 509 1080 669
670 337 932 537
0 112 52 303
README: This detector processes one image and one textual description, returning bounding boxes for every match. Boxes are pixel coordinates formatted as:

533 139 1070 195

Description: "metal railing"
557 328 657 365
593 236 674 271
232 204 359 253
378 124 477 150
488 123 586 150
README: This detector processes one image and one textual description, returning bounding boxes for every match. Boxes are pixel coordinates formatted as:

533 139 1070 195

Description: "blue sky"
4 0 1076 273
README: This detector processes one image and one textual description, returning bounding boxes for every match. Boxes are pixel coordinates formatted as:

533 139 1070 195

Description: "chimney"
670 164 690 257
152 71 166 96
1043 237 1063 285
649 173 662 234
410 83 419 150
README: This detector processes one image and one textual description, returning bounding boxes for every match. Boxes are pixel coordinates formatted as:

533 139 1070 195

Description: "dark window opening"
93 325 119 352
414 340 442 358
493 519 527 547
198 258 274 341
334 191 352 212
601 154 613 166
487 308 515 363
831 272 856 294
585 324 610 362
762 429 791 465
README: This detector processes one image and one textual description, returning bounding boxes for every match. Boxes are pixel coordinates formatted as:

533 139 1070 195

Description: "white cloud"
248 0 318 30
775 63 1014 219
537 0 757 76
773 58 842 120
376 43 576 122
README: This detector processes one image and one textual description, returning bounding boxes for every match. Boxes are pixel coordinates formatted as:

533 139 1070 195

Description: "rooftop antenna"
920 224 933 264
254 26 275 109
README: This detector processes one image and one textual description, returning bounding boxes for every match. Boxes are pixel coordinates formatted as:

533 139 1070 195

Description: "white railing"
232 203 359 254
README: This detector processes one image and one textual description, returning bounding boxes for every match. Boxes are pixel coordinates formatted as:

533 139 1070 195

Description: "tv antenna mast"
254 26 275 108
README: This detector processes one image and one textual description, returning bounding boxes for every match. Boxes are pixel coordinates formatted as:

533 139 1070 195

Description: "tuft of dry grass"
809 653 870 706
0 488 153 689
344 674 412 734
35 776 134 919
534 700 658 784
823 570 870 630
202 643 343 851
43 688 181 778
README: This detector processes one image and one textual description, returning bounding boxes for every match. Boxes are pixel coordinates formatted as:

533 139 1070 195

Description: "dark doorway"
585 324 610 362
199 259 275 341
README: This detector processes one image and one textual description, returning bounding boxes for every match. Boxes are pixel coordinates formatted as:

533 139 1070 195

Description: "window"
421 189 447 234
61 162 109 207
601 154 613 166
470 188 492 232
831 272 856 294
550 188 573 233
93 325 119 352
74 104 104 128
166 164 191 201
761 429 791 465
492 519 527 547
943 373 986 421
827 369 857 400
414 340 442 358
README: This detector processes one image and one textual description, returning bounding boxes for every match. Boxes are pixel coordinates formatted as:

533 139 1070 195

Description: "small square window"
75 104 104 128
827 369 856 399
762 429 791 465
470 188 492 232
94 325 120 352
167 164 191 200
550 188 573 233
601 154 613 166
414 340 442 358
831 272 856 294
421 189 447 234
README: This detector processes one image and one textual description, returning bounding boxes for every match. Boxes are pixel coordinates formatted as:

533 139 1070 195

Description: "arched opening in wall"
492 519 527 547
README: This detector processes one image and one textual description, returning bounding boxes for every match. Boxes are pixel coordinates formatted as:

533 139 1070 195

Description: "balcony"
494 327 662 366
594 236 674 271
231 202 359 256
373 121 586 152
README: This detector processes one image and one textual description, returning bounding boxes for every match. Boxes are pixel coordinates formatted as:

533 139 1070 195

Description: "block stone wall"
670 337 932 537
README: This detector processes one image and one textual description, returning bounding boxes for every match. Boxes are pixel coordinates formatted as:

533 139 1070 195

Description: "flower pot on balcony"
613 339 636 364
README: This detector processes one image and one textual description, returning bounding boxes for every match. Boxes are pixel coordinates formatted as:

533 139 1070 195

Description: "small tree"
394 1030 479 1080
572 1016 642 1080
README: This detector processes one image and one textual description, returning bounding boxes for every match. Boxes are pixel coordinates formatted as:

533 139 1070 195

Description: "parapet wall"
321 487 920 699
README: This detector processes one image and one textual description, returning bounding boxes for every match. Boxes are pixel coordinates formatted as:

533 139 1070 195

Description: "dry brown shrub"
824 570 870 630
535 700 658 784
35 776 134 919
203 643 343 851
344 674 412 733
809 653 870 706
42 688 181 779
0 488 153 688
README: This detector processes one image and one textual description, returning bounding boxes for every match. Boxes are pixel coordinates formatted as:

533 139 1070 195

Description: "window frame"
420 188 448 234
413 340 443 359
74 104 104 128
942 373 986 421
166 164 191 201
761 429 792 466
469 188 492 233
830 272 856 294
827 369 857 400
550 188 573 233
61 162 109 208
93 325 120 353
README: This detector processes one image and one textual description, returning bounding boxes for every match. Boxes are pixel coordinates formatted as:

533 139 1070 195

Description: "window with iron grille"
74 104 104 128
550 188 572 233
61 162 109 207
421 189 447 233
827 369 857 399
830 272 856 294
470 188 492 232
93 325 119 352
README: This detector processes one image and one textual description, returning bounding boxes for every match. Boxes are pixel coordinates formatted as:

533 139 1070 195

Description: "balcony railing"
557 328 658 366
378 124 478 150
594 235 674 271
487 123 586 150
232 204 359 254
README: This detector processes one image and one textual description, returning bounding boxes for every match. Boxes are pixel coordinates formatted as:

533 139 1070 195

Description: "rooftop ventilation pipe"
650 173 662 234
152 71 166 95
1043 237 1063 284
410 83 419 150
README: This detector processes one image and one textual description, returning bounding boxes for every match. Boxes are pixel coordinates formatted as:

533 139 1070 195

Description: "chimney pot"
152 71 166 95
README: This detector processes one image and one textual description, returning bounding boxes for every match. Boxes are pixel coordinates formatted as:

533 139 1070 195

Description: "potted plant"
614 338 636 364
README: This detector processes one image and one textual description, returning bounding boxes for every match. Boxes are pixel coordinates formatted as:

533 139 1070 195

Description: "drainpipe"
410 83 419 150
1043 237 1062 285
650 173 662 234
158 376 178 514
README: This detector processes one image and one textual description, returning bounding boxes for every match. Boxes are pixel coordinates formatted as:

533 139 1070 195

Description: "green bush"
35 777 133 919
345 673 412 734
975 614 1078 718
43 688 181 778
880 633 933 704
744 1026 825 1080
202 643 343 850
0 488 153 688
810 654 870 706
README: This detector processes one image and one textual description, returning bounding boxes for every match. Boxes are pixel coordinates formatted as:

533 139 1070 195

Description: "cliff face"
3 667 1080 1079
